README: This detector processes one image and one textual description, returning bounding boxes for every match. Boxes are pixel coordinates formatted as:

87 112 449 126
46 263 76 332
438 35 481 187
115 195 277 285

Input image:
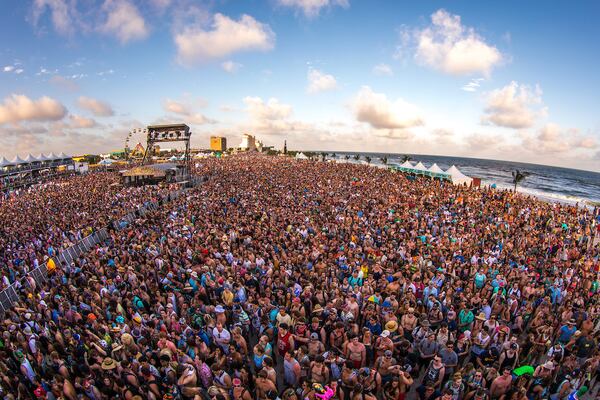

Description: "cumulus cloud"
175 13 275 65
481 81 544 129
523 123 599 154
307 68 337 93
68 114 98 128
32 0 78 36
404 9 502 76
465 133 503 150
77 96 114 117
372 63 393 76
100 0 149 44
163 98 215 125
243 96 311 135
0 94 67 125
276 0 349 18
221 61 242 73
351 86 424 132
3 66 15 73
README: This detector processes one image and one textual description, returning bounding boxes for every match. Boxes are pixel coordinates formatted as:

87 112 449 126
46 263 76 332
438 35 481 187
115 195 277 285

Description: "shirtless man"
345 334 366 368
490 368 513 398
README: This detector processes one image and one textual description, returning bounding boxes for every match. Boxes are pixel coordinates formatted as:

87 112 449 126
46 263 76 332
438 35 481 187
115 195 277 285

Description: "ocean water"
331 152 600 206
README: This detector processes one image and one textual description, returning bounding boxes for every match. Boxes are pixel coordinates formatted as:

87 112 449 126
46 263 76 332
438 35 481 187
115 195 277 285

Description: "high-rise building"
210 136 227 152
239 134 256 151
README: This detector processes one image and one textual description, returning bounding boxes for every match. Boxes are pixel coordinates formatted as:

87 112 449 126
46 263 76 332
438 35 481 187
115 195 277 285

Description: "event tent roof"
413 162 428 172
446 165 473 186
57 152 70 159
99 158 116 165
10 155 26 165
23 154 39 163
36 154 51 162
0 157 11 167
399 160 414 169
296 152 308 160
47 153 61 161
428 163 446 174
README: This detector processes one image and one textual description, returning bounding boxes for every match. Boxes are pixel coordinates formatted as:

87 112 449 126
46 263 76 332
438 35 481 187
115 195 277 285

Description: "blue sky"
0 0 599 171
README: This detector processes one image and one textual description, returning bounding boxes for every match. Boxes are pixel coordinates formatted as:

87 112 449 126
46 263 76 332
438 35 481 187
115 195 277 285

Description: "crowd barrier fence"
0 178 204 315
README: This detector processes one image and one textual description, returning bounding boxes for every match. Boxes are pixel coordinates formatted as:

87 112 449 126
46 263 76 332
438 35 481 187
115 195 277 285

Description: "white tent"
169 155 178 162
23 154 39 163
99 158 116 166
57 152 70 159
446 165 473 186
47 153 61 161
10 155 26 165
36 154 52 162
428 163 445 174
0 157 11 167
399 160 414 169
296 152 309 160
413 162 429 173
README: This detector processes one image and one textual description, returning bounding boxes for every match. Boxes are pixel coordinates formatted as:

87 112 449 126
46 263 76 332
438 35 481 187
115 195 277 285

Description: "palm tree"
321 152 328 161
331 153 337 159
344 155 350 160
353 154 360 161
380 155 388 165
511 170 530 192
365 156 372 164
401 154 412 163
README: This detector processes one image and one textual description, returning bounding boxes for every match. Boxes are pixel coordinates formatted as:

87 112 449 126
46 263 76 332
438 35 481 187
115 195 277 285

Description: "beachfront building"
239 133 256 151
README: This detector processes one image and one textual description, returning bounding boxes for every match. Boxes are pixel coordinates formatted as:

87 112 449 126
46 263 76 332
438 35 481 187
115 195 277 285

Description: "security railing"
0 178 204 315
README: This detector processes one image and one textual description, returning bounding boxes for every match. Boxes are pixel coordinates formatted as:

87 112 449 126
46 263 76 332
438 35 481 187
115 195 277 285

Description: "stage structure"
142 124 192 177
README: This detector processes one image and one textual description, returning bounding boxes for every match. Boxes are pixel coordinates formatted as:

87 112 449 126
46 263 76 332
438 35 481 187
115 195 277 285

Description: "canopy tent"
428 163 445 174
0 157 12 167
446 165 473 186
10 155 27 165
23 154 39 163
296 152 309 160
397 160 414 172
412 162 429 174
99 158 116 166
47 153 61 161
57 152 71 159
36 154 52 162
168 155 179 162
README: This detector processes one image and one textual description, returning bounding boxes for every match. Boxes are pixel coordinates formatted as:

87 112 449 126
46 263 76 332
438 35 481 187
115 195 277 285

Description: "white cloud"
221 61 243 73
0 94 67 125
372 63 393 76
68 114 97 128
32 0 77 36
481 81 543 129
3 66 15 72
243 96 311 135
150 0 172 11
276 0 349 18
462 78 484 92
523 123 599 154
174 13 275 65
351 86 424 131
163 98 215 125
15 69 24 74
307 68 337 93
406 9 502 76
100 0 149 44
77 96 114 117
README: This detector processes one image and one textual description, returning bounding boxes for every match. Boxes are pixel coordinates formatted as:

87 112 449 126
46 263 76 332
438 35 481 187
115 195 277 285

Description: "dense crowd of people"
0 154 599 400
0 172 169 289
